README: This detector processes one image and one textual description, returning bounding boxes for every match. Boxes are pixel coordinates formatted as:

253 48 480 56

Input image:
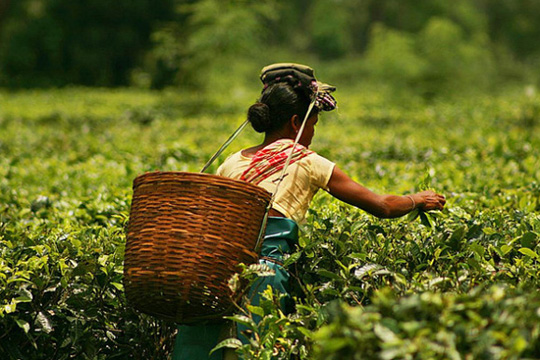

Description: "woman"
173 64 446 359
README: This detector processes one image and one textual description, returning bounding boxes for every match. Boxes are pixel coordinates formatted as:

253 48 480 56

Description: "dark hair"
247 82 316 133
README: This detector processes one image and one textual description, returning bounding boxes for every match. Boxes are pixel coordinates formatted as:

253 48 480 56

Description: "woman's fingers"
422 192 446 210
414 191 446 211
439 195 446 207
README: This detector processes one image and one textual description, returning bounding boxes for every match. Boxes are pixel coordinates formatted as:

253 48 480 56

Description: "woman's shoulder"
223 150 245 162
216 150 250 176
303 151 336 189
304 150 335 167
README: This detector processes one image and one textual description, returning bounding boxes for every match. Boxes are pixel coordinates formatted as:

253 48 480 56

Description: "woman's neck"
242 132 293 157
262 132 293 147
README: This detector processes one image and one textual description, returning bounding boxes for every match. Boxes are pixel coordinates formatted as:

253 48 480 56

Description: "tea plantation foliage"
1 87 539 359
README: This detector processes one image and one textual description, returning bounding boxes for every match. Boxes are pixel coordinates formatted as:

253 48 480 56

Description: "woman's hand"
413 190 446 211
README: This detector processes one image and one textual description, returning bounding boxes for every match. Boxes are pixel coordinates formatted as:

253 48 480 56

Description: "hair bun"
247 102 271 133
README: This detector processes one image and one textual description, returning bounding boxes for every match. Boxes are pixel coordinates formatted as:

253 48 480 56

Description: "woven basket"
124 171 272 324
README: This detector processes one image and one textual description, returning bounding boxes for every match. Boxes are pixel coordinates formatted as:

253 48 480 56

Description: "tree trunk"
0 0 12 31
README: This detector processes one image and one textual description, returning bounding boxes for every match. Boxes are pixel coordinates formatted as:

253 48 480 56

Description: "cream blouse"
216 144 335 224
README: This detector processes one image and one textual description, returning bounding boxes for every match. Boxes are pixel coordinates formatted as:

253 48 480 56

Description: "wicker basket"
123 171 272 324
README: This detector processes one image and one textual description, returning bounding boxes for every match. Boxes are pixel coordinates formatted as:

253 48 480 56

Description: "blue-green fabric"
172 217 298 360
260 216 298 261
172 323 225 360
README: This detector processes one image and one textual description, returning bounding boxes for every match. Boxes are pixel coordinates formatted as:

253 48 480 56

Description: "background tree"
1 0 539 93
0 0 174 87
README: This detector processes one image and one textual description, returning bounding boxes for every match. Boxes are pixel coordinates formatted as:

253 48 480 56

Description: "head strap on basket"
260 63 337 112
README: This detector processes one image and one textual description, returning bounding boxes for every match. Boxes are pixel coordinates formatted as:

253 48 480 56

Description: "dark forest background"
1 0 540 97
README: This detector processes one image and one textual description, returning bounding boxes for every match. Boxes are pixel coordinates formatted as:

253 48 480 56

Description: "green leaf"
283 251 302 266
500 244 513 256
519 248 539 259
335 259 349 272
209 338 242 355
15 319 30 334
246 305 265 318
317 269 343 281
296 326 313 338
225 315 257 330
247 263 275 277
405 208 420 222
354 264 381 279
14 295 32 303
4 300 17 314
469 243 485 258
111 282 123 291
447 226 466 250
36 312 53 334
228 273 240 293
482 227 497 235
318 338 350 353
520 232 537 249
419 211 435 228
348 252 367 261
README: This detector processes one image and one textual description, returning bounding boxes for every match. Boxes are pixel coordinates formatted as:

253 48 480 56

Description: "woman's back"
216 138 334 223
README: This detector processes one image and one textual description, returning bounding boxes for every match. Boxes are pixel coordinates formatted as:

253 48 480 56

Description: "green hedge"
0 86 539 358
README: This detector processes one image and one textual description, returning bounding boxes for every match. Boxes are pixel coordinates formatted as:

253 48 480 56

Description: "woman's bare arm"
327 166 446 218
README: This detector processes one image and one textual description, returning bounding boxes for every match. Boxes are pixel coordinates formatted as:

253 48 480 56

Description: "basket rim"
133 171 272 199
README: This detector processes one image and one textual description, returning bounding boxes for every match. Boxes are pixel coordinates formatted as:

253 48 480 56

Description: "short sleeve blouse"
216 141 335 223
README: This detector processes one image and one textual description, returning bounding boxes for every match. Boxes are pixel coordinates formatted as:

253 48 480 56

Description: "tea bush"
0 85 539 358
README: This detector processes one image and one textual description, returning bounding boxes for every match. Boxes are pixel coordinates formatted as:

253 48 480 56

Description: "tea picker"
124 63 446 359
123 64 329 325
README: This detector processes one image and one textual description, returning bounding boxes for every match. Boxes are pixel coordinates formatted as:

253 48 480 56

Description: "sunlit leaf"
209 338 242 355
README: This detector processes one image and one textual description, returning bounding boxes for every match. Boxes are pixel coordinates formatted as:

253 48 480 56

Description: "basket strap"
254 95 317 250
200 119 250 173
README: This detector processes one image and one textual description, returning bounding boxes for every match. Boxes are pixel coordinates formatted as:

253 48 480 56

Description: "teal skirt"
172 217 298 360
